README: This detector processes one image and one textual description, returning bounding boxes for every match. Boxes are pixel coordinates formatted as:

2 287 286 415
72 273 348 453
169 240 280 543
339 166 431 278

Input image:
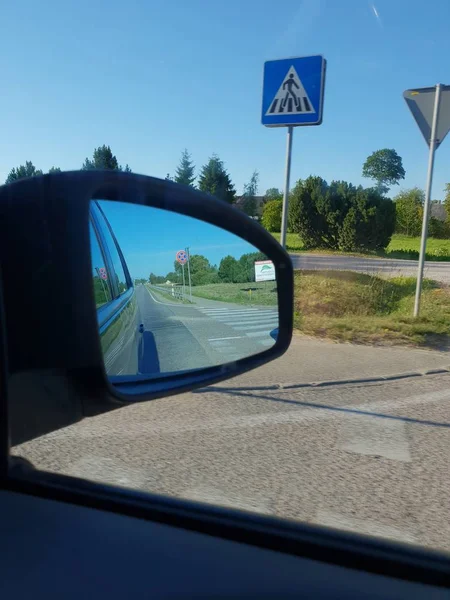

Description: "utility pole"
186 246 192 302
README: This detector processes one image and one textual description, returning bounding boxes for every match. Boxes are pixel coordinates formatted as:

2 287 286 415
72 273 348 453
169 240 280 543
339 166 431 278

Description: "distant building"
431 201 446 221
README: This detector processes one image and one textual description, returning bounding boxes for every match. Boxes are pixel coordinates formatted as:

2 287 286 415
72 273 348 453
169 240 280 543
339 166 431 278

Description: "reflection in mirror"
89 200 279 379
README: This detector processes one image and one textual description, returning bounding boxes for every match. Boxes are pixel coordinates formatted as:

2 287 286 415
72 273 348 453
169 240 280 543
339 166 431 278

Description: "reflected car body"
90 201 142 376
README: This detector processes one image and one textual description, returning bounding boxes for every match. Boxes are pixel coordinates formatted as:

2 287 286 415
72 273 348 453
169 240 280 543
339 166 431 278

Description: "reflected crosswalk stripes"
199 306 278 347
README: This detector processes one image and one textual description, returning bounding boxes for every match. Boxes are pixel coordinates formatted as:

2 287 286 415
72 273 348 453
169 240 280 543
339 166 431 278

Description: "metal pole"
186 247 192 302
280 125 294 248
95 267 108 301
181 263 186 299
414 83 442 317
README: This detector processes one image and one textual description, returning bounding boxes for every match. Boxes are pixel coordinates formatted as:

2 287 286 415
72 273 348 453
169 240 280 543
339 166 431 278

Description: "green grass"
293 270 450 348
270 231 450 261
271 232 304 252
385 235 450 260
191 281 277 306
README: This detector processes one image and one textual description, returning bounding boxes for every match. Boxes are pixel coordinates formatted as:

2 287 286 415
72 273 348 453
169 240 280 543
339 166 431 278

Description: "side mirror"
0 171 293 443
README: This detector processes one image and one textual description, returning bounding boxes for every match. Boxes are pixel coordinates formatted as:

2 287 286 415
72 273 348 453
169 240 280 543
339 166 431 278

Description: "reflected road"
136 285 277 375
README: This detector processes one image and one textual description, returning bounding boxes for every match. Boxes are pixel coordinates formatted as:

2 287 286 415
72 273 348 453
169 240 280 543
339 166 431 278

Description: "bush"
261 199 282 232
288 176 395 252
393 188 423 236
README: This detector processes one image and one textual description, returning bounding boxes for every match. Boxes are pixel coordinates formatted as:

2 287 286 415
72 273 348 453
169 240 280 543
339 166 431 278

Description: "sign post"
262 55 326 249
403 84 450 316
185 246 193 302
175 249 188 299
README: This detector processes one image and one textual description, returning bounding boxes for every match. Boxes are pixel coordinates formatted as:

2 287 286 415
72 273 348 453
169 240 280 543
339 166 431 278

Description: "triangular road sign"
403 85 450 149
266 66 316 116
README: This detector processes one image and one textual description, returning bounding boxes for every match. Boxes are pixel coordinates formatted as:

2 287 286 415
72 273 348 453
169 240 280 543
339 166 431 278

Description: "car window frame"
90 201 137 331
89 218 114 308
91 201 133 298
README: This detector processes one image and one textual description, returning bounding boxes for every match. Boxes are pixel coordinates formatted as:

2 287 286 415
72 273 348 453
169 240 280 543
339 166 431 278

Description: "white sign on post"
254 260 276 282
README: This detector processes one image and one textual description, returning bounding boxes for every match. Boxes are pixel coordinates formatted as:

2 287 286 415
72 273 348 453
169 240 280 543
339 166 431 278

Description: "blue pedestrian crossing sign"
261 55 326 127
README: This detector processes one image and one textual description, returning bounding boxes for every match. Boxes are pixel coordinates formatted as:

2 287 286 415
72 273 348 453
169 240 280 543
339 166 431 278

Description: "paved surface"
137 285 277 374
289 253 450 284
12 336 450 554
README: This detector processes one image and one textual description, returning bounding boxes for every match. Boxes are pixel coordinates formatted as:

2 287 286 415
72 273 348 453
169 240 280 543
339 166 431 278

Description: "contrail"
370 3 383 27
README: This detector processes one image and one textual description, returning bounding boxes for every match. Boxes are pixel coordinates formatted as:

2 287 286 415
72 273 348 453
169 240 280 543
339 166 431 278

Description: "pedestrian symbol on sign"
266 66 315 116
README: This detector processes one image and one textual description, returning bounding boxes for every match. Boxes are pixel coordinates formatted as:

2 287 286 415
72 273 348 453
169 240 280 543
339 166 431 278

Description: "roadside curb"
209 367 450 393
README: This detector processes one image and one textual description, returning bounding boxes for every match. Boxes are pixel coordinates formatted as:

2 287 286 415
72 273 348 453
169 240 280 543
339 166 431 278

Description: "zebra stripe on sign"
266 65 316 115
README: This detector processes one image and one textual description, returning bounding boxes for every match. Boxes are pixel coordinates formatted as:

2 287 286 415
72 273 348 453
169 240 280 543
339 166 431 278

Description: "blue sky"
98 201 257 279
1 0 450 200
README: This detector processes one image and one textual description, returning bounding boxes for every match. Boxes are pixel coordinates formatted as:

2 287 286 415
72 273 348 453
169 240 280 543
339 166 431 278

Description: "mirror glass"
90 200 279 379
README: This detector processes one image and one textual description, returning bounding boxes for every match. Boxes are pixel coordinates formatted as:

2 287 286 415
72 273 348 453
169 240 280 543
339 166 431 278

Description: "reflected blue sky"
97 200 258 280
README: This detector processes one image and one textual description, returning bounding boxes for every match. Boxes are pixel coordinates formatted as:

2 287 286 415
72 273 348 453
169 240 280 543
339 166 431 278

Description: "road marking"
65 456 151 490
208 336 246 341
200 308 263 313
245 329 274 337
259 339 275 347
201 307 277 313
144 286 181 306
213 313 278 321
315 510 417 544
234 322 277 331
338 415 411 462
129 387 450 436
183 484 272 515
41 386 450 443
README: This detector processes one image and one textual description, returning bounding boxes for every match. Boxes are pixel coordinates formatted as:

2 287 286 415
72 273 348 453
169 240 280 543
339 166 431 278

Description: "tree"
82 145 130 171
393 188 424 236
198 154 236 204
172 253 218 285
174 149 196 187
288 176 330 247
48 166 61 173
362 149 405 194
288 176 395 252
5 161 43 184
262 199 282 231
264 188 282 202
149 273 165 284
443 184 450 223
239 251 267 282
218 255 240 283
242 170 259 217
164 271 178 283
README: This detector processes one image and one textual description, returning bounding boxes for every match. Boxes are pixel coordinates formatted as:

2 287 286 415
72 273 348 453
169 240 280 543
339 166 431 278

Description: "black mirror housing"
0 171 293 444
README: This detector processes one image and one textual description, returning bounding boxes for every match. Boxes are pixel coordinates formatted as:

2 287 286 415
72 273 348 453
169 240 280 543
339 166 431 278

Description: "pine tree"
174 149 195 187
82 145 131 172
198 154 236 204
5 161 43 183
242 170 259 217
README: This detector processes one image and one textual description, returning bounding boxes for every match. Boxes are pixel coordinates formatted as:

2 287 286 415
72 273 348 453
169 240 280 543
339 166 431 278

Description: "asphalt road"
12 337 450 554
136 285 277 375
289 253 450 284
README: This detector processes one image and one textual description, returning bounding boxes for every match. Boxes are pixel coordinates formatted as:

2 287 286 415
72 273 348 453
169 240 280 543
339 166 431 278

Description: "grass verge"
294 270 450 349
270 232 450 261
385 235 450 261
191 281 278 306
146 284 191 304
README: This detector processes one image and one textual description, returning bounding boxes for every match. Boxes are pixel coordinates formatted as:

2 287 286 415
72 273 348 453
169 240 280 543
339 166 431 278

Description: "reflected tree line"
146 251 267 287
